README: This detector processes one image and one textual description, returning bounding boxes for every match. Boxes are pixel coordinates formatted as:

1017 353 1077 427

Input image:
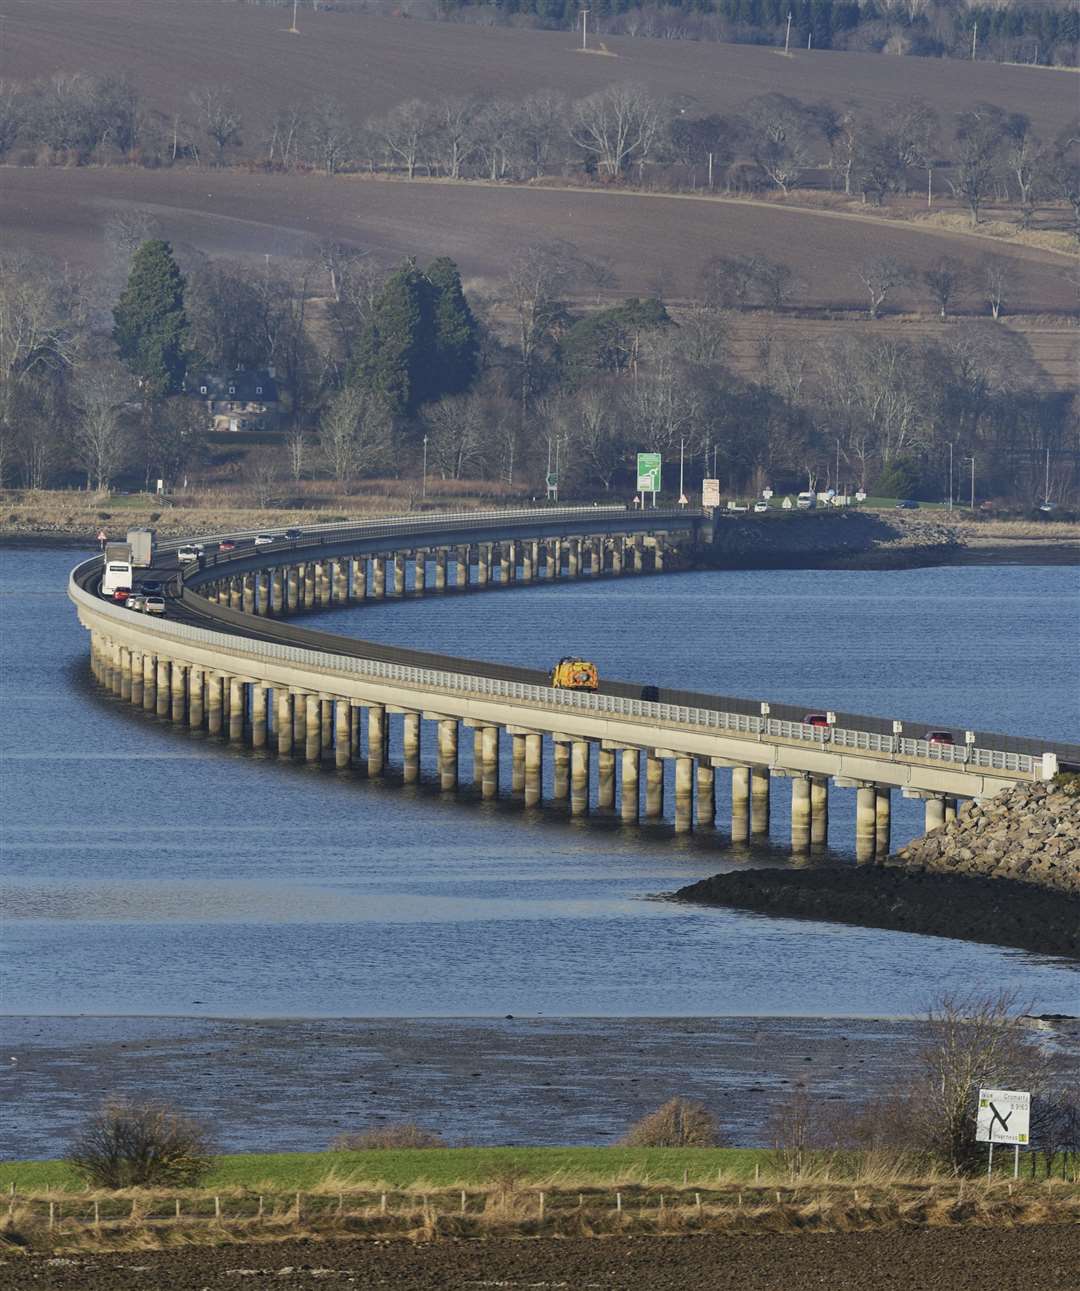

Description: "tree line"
2 75 1077 235
1 229 1074 510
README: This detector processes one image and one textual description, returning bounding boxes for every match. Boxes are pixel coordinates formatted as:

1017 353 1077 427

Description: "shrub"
621 1097 723 1148
67 1100 215 1188
330 1122 447 1150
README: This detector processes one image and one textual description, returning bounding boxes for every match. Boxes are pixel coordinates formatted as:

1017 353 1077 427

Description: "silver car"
144 595 166 616
126 593 146 612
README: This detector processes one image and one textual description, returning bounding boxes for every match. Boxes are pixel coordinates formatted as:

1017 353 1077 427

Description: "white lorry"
126 528 155 568
101 542 134 597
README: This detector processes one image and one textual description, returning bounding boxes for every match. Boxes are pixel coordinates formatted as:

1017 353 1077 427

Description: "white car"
753 502 769 513
177 546 200 563
254 534 275 546
144 595 166 615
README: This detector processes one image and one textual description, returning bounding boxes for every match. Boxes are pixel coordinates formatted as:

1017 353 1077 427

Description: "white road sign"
976 1089 1030 1145
702 478 720 507
762 488 774 499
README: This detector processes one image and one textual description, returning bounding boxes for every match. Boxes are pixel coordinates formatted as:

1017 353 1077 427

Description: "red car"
218 539 237 552
112 587 131 603
924 730 955 745
803 713 829 727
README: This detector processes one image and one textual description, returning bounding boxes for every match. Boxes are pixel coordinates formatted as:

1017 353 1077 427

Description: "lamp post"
947 441 954 511
422 434 428 499
678 436 685 503
580 7 589 50
962 455 975 510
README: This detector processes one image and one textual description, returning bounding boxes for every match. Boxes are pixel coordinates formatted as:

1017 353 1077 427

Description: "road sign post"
636 453 661 508
976 1088 1030 1178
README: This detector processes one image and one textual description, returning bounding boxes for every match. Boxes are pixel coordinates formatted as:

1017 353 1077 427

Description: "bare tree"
74 360 133 491
68 1099 215 1189
428 96 476 180
1047 122 1080 243
423 391 488 480
305 97 354 175
318 385 392 484
249 452 283 507
517 89 569 179
922 256 968 320
505 240 580 414
951 106 1005 226
286 426 307 482
892 96 938 169
856 256 909 319
983 258 1010 320
0 80 25 160
1005 127 1048 230
743 93 816 195
266 103 306 169
376 98 433 180
190 86 242 164
569 83 662 180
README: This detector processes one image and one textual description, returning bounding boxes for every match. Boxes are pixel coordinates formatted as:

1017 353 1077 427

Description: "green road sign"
546 472 558 488
636 452 661 492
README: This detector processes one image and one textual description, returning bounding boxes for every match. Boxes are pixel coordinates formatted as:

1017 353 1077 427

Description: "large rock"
890 780 1080 895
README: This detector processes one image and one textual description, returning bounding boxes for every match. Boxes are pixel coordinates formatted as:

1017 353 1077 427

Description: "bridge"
70 505 1077 861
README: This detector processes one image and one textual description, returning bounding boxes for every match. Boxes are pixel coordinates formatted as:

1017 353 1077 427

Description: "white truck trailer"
126 528 155 568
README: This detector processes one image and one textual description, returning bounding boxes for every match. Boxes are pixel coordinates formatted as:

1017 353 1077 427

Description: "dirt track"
3 1229 1079 1290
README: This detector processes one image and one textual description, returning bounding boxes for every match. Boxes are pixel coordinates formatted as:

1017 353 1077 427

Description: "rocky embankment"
676 779 1080 957
705 511 961 570
891 779 1080 895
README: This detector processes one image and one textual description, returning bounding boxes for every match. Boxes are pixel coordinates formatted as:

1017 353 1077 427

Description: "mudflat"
3 1228 1079 1290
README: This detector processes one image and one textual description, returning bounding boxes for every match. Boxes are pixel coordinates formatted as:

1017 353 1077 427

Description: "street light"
962 455 975 510
678 436 685 504
422 434 428 499
947 441 954 511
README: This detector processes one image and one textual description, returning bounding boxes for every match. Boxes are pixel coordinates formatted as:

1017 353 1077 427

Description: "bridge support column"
547 539 560 579
631 539 644 573
302 694 319 761
597 748 615 811
476 546 490 587
315 563 329 607
393 553 406 596
944 798 958 824
228 678 244 743
438 719 458 791
674 757 694 833
611 539 624 575
241 575 255 615
570 740 590 816
645 754 664 819
729 765 749 841
925 796 946 832
155 660 170 718
285 566 299 613
206 674 223 736
276 691 293 756
434 550 447 591
521 543 534 583
511 734 526 794
751 766 771 836
187 668 202 728
621 749 640 822
367 706 386 777
591 537 604 577
856 786 877 861
496 544 509 584
252 684 269 749
371 557 385 599
254 572 268 616
875 786 891 856
481 725 499 798
413 552 426 593
130 652 144 707
568 539 580 578
696 762 715 826
333 700 350 770
791 776 811 852
292 689 306 748
402 712 421 783
333 561 348 603
118 648 132 702
553 739 570 800
302 563 315 609
456 548 469 588
270 568 284 614
811 778 829 846
171 663 187 724
525 734 543 806
142 654 156 712
320 698 333 751
350 556 366 602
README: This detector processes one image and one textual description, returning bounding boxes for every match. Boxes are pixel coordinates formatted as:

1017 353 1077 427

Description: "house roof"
191 370 280 402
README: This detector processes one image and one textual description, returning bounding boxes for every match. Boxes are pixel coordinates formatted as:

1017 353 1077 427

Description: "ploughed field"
4 1229 1079 1290
2 168 1076 314
4 0 1076 147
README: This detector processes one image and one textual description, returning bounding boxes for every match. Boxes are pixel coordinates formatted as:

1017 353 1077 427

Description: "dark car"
640 685 660 703
803 713 830 727
284 527 302 540
218 539 237 552
137 580 162 595
895 499 919 509
924 730 955 745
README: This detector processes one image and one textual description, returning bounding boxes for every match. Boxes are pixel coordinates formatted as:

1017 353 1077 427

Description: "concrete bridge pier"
302 564 316 610
155 660 171 718
276 691 293 756
350 556 366 602
925 796 946 831
546 540 560 579
553 738 570 801
270 569 284 614
119 647 132 702
811 777 829 846
251 684 268 748
457 547 470 588
333 700 350 769
206 675 223 736
367 705 386 777
187 667 203 728
570 740 590 815
476 545 490 587
292 689 307 750
751 766 771 836
944 798 958 824
302 694 320 761
525 734 543 806
597 747 616 811
620 748 640 822
674 756 694 833
731 765 750 842
254 573 268 615
696 762 715 827
171 663 187 724
589 537 602 577
286 566 299 613
568 539 580 578
521 542 534 583
242 575 255 615
315 563 330 607
855 785 877 861
230 679 246 743
497 543 510 584
632 539 644 573
402 712 421 782
645 753 664 819
511 734 526 793
438 718 458 790
791 775 812 852
433 550 447 591
372 556 387 599
320 697 333 752
143 654 157 712
653 536 665 572
875 786 891 855
480 725 500 798
332 560 347 603
413 551 426 593
130 652 145 707
393 553 407 596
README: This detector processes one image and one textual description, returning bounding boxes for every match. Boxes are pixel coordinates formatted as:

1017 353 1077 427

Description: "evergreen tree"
112 240 188 399
426 257 479 399
350 259 433 416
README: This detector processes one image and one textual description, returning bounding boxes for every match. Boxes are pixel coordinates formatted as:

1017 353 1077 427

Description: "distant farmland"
2 167 1075 317
2 0 1076 150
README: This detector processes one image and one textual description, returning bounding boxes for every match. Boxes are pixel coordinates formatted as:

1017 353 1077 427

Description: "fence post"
48 1201 55 1230
295 1191 301 1223
616 1192 622 1212
538 1191 545 1220
460 1190 466 1216
257 1195 264 1221
94 1200 100 1229
175 1198 181 1222
380 1192 387 1215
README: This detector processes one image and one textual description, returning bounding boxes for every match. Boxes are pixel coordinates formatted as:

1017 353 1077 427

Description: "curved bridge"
70 506 1077 860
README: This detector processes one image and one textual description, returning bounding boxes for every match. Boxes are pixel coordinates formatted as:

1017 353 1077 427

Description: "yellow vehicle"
551 658 599 691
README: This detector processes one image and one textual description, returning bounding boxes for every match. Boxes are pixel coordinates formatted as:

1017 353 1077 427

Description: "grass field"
0 1147 771 1194
3 0 1075 151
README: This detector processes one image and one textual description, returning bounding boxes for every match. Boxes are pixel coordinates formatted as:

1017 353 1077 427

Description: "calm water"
1 549 1077 1019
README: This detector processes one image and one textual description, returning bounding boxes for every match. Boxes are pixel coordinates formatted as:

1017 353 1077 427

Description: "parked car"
126 593 146 612
924 730 955 745
144 595 166 616
803 713 830 728
284 527 302 540
895 499 919 509
254 534 275 546
218 539 237 552
112 587 131 603
177 546 200 563
753 501 769 513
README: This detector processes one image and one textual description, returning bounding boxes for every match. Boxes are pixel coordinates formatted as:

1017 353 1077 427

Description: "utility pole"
963 455 975 510
971 21 977 60
422 434 428 499
288 0 300 34
1044 445 1051 506
927 167 933 209
947 442 954 511
580 7 589 51
784 11 793 54
835 439 840 492
678 436 685 503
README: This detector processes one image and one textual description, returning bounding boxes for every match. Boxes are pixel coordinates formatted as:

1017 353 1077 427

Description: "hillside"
2 0 1076 148
2 167 1076 316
